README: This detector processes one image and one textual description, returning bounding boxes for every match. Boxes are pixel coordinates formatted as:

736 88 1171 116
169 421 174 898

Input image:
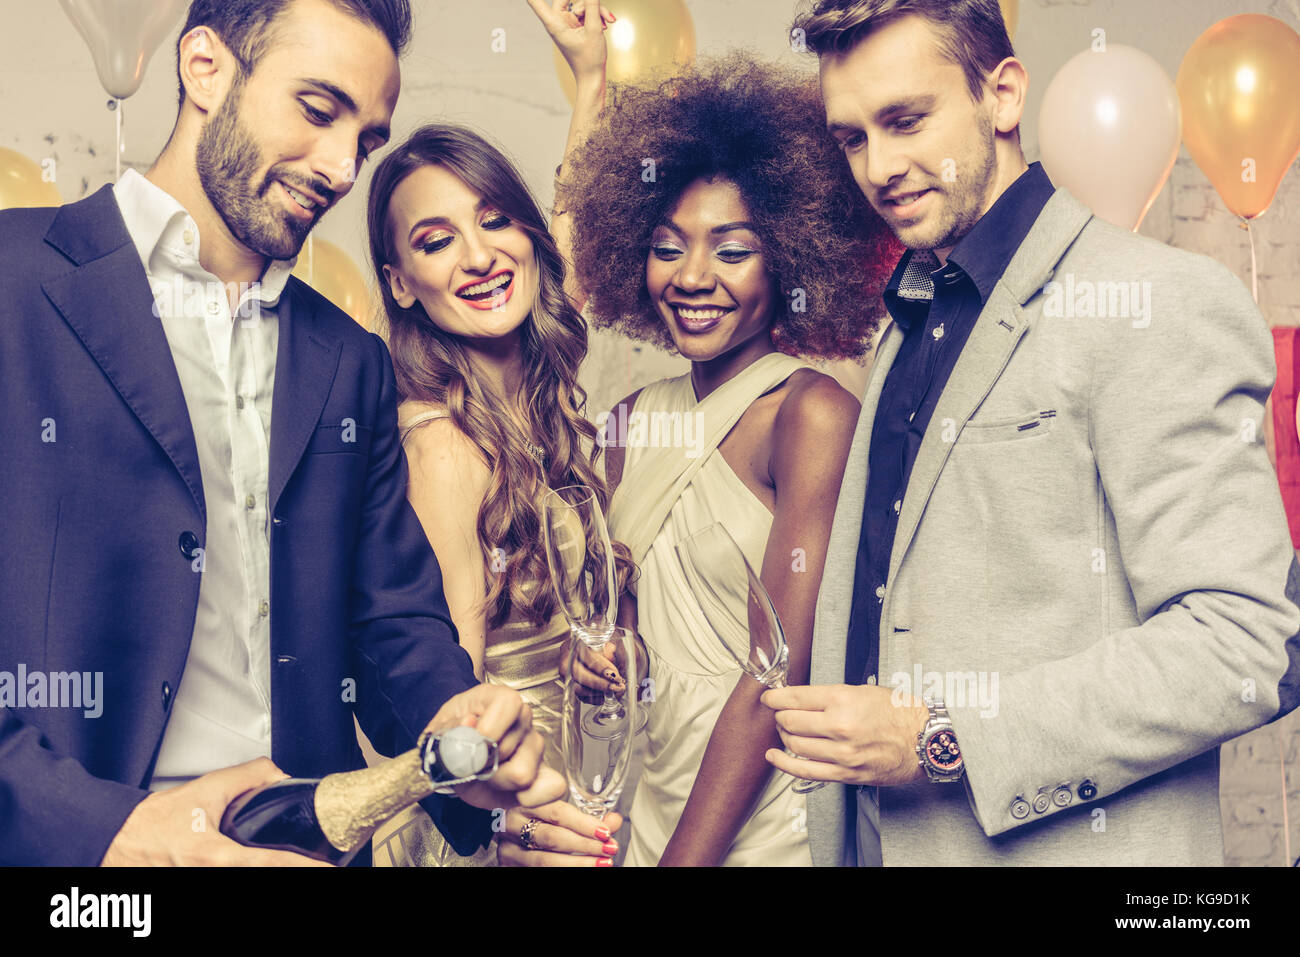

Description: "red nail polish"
595 857 614 867
602 841 619 856
594 825 611 841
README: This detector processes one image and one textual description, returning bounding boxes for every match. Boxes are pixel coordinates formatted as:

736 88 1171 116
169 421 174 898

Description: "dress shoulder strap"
607 352 811 565
399 407 450 446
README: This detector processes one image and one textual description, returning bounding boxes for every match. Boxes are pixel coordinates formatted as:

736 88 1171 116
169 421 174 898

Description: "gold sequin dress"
370 407 569 867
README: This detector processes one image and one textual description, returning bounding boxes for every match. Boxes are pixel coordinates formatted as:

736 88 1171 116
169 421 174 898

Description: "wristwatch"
419 725 500 794
915 697 964 783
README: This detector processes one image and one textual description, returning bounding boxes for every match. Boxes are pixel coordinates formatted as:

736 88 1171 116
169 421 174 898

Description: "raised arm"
527 0 611 311
659 374 860 866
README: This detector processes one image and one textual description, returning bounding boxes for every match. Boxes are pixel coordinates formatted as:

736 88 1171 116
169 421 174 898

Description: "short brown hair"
792 0 1014 102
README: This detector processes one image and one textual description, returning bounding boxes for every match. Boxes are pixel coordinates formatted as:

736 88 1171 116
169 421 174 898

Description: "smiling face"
820 14 1000 254
381 163 537 342
645 177 777 364
194 0 399 261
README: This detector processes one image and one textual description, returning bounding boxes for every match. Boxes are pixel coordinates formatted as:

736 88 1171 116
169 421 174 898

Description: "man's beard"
896 109 997 252
195 75 318 262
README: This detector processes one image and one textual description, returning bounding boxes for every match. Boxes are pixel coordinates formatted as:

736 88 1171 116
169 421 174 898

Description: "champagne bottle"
219 725 494 865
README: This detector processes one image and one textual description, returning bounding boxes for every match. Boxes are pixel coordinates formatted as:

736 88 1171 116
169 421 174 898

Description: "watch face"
925 728 963 772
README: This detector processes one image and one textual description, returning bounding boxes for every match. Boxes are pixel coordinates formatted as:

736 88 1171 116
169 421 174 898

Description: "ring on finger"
519 817 542 851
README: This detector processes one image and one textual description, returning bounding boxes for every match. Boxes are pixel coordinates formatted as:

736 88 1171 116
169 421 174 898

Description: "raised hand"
525 0 614 87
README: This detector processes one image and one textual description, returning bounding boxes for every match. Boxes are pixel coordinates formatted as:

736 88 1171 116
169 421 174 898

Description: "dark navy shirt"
844 162 1056 685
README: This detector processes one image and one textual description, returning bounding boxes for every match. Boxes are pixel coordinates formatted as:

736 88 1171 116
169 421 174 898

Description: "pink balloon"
59 0 188 100
1038 44 1181 231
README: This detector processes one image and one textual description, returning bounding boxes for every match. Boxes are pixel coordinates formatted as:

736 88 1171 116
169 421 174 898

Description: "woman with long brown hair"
365 110 634 865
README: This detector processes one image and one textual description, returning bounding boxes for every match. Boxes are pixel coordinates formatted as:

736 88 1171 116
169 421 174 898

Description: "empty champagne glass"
541 484 645 737
563 626 638 822
675 522 826 793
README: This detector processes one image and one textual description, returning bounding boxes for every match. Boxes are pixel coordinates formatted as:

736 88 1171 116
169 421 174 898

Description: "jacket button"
1009 797 1030 820
1052 784 1073 808
1032 792 1051 814
1078 779 1097 801
178 530 200 559
161 681 173 710
272 515 284 527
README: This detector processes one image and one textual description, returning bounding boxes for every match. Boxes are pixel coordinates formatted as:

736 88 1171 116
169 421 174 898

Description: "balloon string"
114 98 122 182
1244 218 1258 304
1248 214 1295 868
1242 222 1292 866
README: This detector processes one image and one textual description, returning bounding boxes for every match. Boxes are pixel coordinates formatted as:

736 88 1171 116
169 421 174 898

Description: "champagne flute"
541 485 646 737
562 626 638 824
674 522 826 793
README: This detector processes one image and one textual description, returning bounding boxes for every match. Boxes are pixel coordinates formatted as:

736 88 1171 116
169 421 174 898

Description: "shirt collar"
113 167 297 307
881 162 1056 330
947 161 1055 304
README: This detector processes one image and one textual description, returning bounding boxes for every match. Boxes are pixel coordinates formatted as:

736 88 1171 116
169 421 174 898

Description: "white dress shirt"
113 169 296 791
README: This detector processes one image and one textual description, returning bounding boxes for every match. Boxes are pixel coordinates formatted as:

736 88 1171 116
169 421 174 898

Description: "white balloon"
1038 44 1182 232
59 0 188 100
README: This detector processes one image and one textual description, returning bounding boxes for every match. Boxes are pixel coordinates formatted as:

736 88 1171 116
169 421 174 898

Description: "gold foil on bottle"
314 748 435 854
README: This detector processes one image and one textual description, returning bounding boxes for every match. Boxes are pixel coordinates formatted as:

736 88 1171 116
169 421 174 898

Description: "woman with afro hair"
553 42 900 865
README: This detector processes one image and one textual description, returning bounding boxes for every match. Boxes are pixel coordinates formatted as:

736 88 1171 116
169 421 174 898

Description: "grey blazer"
807 187 1300 866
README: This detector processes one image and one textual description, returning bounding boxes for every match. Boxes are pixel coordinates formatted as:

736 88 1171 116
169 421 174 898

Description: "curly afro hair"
561 52 902 361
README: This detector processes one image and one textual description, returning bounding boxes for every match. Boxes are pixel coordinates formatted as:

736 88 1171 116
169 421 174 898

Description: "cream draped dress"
370 406 572 867
608 352 814 867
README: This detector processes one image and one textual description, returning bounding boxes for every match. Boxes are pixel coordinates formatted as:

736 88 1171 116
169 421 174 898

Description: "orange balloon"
0 147 63 210
553 0 695 106
1176 14 1300 220
292 237 375 330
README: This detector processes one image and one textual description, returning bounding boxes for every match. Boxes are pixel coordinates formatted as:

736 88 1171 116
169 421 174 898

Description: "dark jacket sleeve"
347 333 493 856
0 710 149 866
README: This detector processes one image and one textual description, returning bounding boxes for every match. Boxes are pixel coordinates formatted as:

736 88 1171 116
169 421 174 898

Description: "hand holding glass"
675 523 826 793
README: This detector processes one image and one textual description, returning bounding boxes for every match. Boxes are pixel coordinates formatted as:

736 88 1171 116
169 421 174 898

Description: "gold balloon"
553 0 696 106
0 147 64 211
1000 0 1019 41
1176 14 1300 220
292 238 375 330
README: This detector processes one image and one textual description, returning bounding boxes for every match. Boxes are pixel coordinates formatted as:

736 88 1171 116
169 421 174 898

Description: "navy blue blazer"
0 185 490 865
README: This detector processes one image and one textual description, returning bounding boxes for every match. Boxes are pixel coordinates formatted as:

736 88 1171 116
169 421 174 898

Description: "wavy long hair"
367 124 633 630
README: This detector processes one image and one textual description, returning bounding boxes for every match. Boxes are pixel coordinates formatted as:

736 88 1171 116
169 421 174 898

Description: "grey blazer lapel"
887 189 1093 592
806 320 903 867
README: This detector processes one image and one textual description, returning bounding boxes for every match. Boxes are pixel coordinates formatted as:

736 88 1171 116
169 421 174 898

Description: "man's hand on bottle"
428 684 567 810
101 758 336 866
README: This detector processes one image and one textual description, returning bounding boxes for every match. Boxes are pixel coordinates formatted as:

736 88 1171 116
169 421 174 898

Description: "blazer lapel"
887 188 1094 588
268 279 342 517
41 186 206 521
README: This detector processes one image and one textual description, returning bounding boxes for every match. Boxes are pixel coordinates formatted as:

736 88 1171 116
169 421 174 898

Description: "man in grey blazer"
764 0 1300 865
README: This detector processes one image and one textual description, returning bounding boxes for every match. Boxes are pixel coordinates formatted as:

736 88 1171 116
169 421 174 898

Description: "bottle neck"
312 748 434 854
